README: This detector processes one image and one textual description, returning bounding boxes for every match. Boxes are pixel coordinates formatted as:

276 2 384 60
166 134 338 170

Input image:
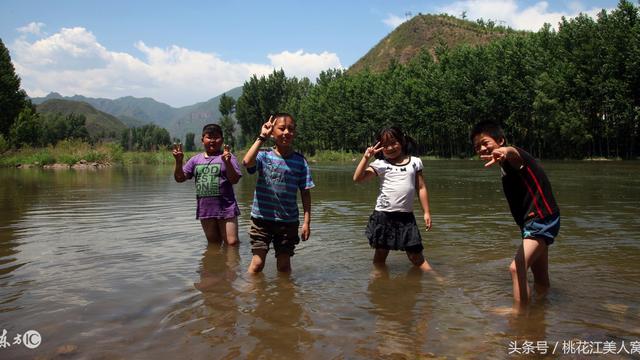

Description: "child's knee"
509 261 518 276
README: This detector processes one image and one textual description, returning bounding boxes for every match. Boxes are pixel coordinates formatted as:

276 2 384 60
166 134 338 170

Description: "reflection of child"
173 124 242 245
353 126 435 272
242 113 314 274
471 121 560 304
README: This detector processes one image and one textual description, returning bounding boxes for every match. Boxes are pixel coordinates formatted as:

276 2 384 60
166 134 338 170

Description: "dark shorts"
249 217 300 257
521 213 560 245
365 211 423 253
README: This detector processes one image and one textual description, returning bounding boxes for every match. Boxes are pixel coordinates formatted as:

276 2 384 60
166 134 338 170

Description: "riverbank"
0 141 631 168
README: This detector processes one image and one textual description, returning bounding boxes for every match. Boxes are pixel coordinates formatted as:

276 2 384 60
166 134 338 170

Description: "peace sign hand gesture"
172 143 184 162
260 115 277 138
364 142 383 160
222 144 232 163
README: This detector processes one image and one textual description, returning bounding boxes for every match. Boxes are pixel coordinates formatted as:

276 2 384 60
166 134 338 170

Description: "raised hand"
260 115 277 138
364 142 383 159
222 144 231 163
172 143 184 162
481 148 506 167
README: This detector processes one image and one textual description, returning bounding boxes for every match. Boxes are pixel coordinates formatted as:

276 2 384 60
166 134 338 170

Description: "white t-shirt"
369 156 423 212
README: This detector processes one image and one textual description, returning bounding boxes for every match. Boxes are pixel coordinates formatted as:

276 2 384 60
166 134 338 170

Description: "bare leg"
248 249 267 274
201 219 223 244
530 242 550 298
373 248 389 266
406 251 434 272
509 238 548 304
218 217 239 246
276 253 292 273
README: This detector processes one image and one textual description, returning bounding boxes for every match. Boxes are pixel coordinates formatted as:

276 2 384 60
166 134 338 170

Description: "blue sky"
1 0 619 107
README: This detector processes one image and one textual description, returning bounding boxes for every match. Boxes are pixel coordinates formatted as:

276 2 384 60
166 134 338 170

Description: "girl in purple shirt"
172 124 242 246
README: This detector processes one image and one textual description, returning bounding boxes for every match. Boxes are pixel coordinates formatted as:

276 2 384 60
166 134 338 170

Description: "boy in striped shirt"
242 113 314 274
471 121 560 305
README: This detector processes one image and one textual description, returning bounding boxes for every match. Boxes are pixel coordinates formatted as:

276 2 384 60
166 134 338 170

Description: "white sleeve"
369 159 387 176
412 157 423 172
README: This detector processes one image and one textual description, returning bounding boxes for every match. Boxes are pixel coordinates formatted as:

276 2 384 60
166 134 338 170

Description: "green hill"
36 99 128 138
350 14 520 73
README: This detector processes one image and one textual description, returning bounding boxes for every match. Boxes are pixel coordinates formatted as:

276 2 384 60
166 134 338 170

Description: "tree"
9 107 40 147
185 132 196 151
218 93 236 116
0 38 33 138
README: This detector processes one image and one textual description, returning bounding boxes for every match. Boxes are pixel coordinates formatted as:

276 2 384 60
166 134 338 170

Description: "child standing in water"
173 124 242 246
353 126 435 272
242 113 314 274
471 121 559 305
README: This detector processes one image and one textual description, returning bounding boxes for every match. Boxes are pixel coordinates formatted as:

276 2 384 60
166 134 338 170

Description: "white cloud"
383 14 407 28
17 22 45 35
10 25 343 107
267 50 342 80
439 0 613 31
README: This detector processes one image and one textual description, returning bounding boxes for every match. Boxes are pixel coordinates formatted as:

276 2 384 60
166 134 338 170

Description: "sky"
1 0 619 107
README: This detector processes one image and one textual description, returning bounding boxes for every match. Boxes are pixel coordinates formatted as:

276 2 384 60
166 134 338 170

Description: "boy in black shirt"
471 121 560 305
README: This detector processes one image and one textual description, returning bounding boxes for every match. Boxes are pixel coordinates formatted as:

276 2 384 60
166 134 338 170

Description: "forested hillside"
236 1 639 159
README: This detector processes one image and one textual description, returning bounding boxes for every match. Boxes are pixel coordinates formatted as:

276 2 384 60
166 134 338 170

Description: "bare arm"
300 188 311 241
243 116 276 168
416 170 432 231
172 143 187 183
353 142 382 183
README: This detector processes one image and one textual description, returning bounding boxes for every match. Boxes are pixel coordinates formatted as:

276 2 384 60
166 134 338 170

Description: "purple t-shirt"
183 152 242 219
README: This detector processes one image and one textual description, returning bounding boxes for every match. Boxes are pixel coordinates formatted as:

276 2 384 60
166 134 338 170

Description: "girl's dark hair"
202 123 223 138
469 121 505 144
374 126 417 160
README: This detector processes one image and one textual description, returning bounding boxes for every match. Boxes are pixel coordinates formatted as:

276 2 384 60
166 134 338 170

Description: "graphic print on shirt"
195 164 221 197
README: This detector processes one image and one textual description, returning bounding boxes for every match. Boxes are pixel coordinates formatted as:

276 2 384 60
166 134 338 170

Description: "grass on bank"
1 141 626 168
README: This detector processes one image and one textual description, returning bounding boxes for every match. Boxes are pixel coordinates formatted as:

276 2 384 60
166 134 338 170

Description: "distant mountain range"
31 86 243 140
349 14 518 73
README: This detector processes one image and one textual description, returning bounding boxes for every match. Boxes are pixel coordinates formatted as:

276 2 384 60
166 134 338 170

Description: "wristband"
257 135 267 142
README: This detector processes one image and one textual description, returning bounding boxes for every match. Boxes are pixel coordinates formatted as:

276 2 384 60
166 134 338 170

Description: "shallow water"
1 160 639 359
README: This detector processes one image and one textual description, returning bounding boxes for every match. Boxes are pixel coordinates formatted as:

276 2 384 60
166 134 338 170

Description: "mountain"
169 86 243 140
349 14 520 73
30 86 243 140
36 99 128 138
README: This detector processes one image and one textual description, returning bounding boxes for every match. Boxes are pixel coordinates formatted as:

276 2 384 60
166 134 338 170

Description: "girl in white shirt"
353 126 435 272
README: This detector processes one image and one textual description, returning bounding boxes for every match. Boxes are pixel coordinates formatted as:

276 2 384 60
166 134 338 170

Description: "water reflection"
246 275 315 359
364 266 431 358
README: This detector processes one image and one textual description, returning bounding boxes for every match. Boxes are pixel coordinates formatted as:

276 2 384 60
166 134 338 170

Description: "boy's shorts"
249 217 300 257
521 213 560 245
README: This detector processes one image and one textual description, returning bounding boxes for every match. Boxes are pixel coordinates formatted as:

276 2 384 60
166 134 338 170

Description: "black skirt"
365 211 423 252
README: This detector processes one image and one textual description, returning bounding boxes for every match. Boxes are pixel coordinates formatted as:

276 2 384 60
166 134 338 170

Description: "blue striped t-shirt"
247 149 314 222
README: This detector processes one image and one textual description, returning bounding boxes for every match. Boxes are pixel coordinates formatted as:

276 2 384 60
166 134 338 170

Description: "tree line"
235 0 639 159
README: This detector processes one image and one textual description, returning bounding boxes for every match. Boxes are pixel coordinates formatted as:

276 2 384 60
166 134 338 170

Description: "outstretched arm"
416 170 432 231
481 146 523 169
243 116 276 168
353 142 382 183
300 189 311 241
172 143 187 183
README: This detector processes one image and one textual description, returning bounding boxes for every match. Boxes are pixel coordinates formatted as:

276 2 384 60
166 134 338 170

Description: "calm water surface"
1 160 639 359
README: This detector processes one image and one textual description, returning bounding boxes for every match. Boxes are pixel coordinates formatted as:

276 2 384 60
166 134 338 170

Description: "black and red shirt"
500 147 559 227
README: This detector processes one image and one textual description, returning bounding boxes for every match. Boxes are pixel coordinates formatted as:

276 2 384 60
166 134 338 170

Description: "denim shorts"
249 217 300 257
521 213 560 245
